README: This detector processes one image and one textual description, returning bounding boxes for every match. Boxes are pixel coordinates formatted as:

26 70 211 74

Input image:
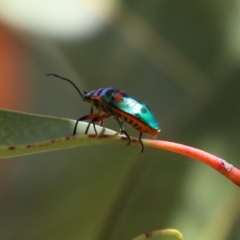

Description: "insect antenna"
46 73 85 100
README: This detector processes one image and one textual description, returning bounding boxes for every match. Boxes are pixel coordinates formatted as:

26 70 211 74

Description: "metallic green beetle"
47 74 161 152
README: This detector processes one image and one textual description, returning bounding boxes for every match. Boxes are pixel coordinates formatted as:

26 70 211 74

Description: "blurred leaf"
132 229 183 240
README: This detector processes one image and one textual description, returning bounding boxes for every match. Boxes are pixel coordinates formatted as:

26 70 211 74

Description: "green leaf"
0 109 147 240
0 108 122 159
132 229 184 240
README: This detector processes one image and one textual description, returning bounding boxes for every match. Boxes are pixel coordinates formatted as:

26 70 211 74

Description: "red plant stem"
143 139 240 187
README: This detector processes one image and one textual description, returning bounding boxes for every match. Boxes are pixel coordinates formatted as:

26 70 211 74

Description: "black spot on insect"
129 120 133 125
141 107 147 113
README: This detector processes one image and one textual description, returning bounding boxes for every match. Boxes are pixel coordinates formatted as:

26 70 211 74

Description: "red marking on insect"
65 136 70 140
113 92 123 102
9 146 15 150
26 145 31 148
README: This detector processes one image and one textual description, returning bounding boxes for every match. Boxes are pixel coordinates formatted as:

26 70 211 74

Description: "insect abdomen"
113 108 160 138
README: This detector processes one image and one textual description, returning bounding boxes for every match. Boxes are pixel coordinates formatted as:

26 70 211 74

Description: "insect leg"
74 113 109 135
116 117 131 145
73 113 101 135
138 132 144 153
73 114 89 135
90 105 93 114
90 103 104 127
85 117 97 134
85 115 109 134
118 119 125 134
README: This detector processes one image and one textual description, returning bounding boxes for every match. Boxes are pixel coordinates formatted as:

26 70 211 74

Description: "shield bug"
47 74 160 152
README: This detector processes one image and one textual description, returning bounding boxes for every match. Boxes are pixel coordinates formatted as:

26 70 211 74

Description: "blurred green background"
0 0 240 239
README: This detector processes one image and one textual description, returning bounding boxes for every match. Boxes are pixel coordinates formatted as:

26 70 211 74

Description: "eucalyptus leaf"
0 109 123 158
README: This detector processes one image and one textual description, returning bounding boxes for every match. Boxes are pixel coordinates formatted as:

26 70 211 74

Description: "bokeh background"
0 0 240 239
